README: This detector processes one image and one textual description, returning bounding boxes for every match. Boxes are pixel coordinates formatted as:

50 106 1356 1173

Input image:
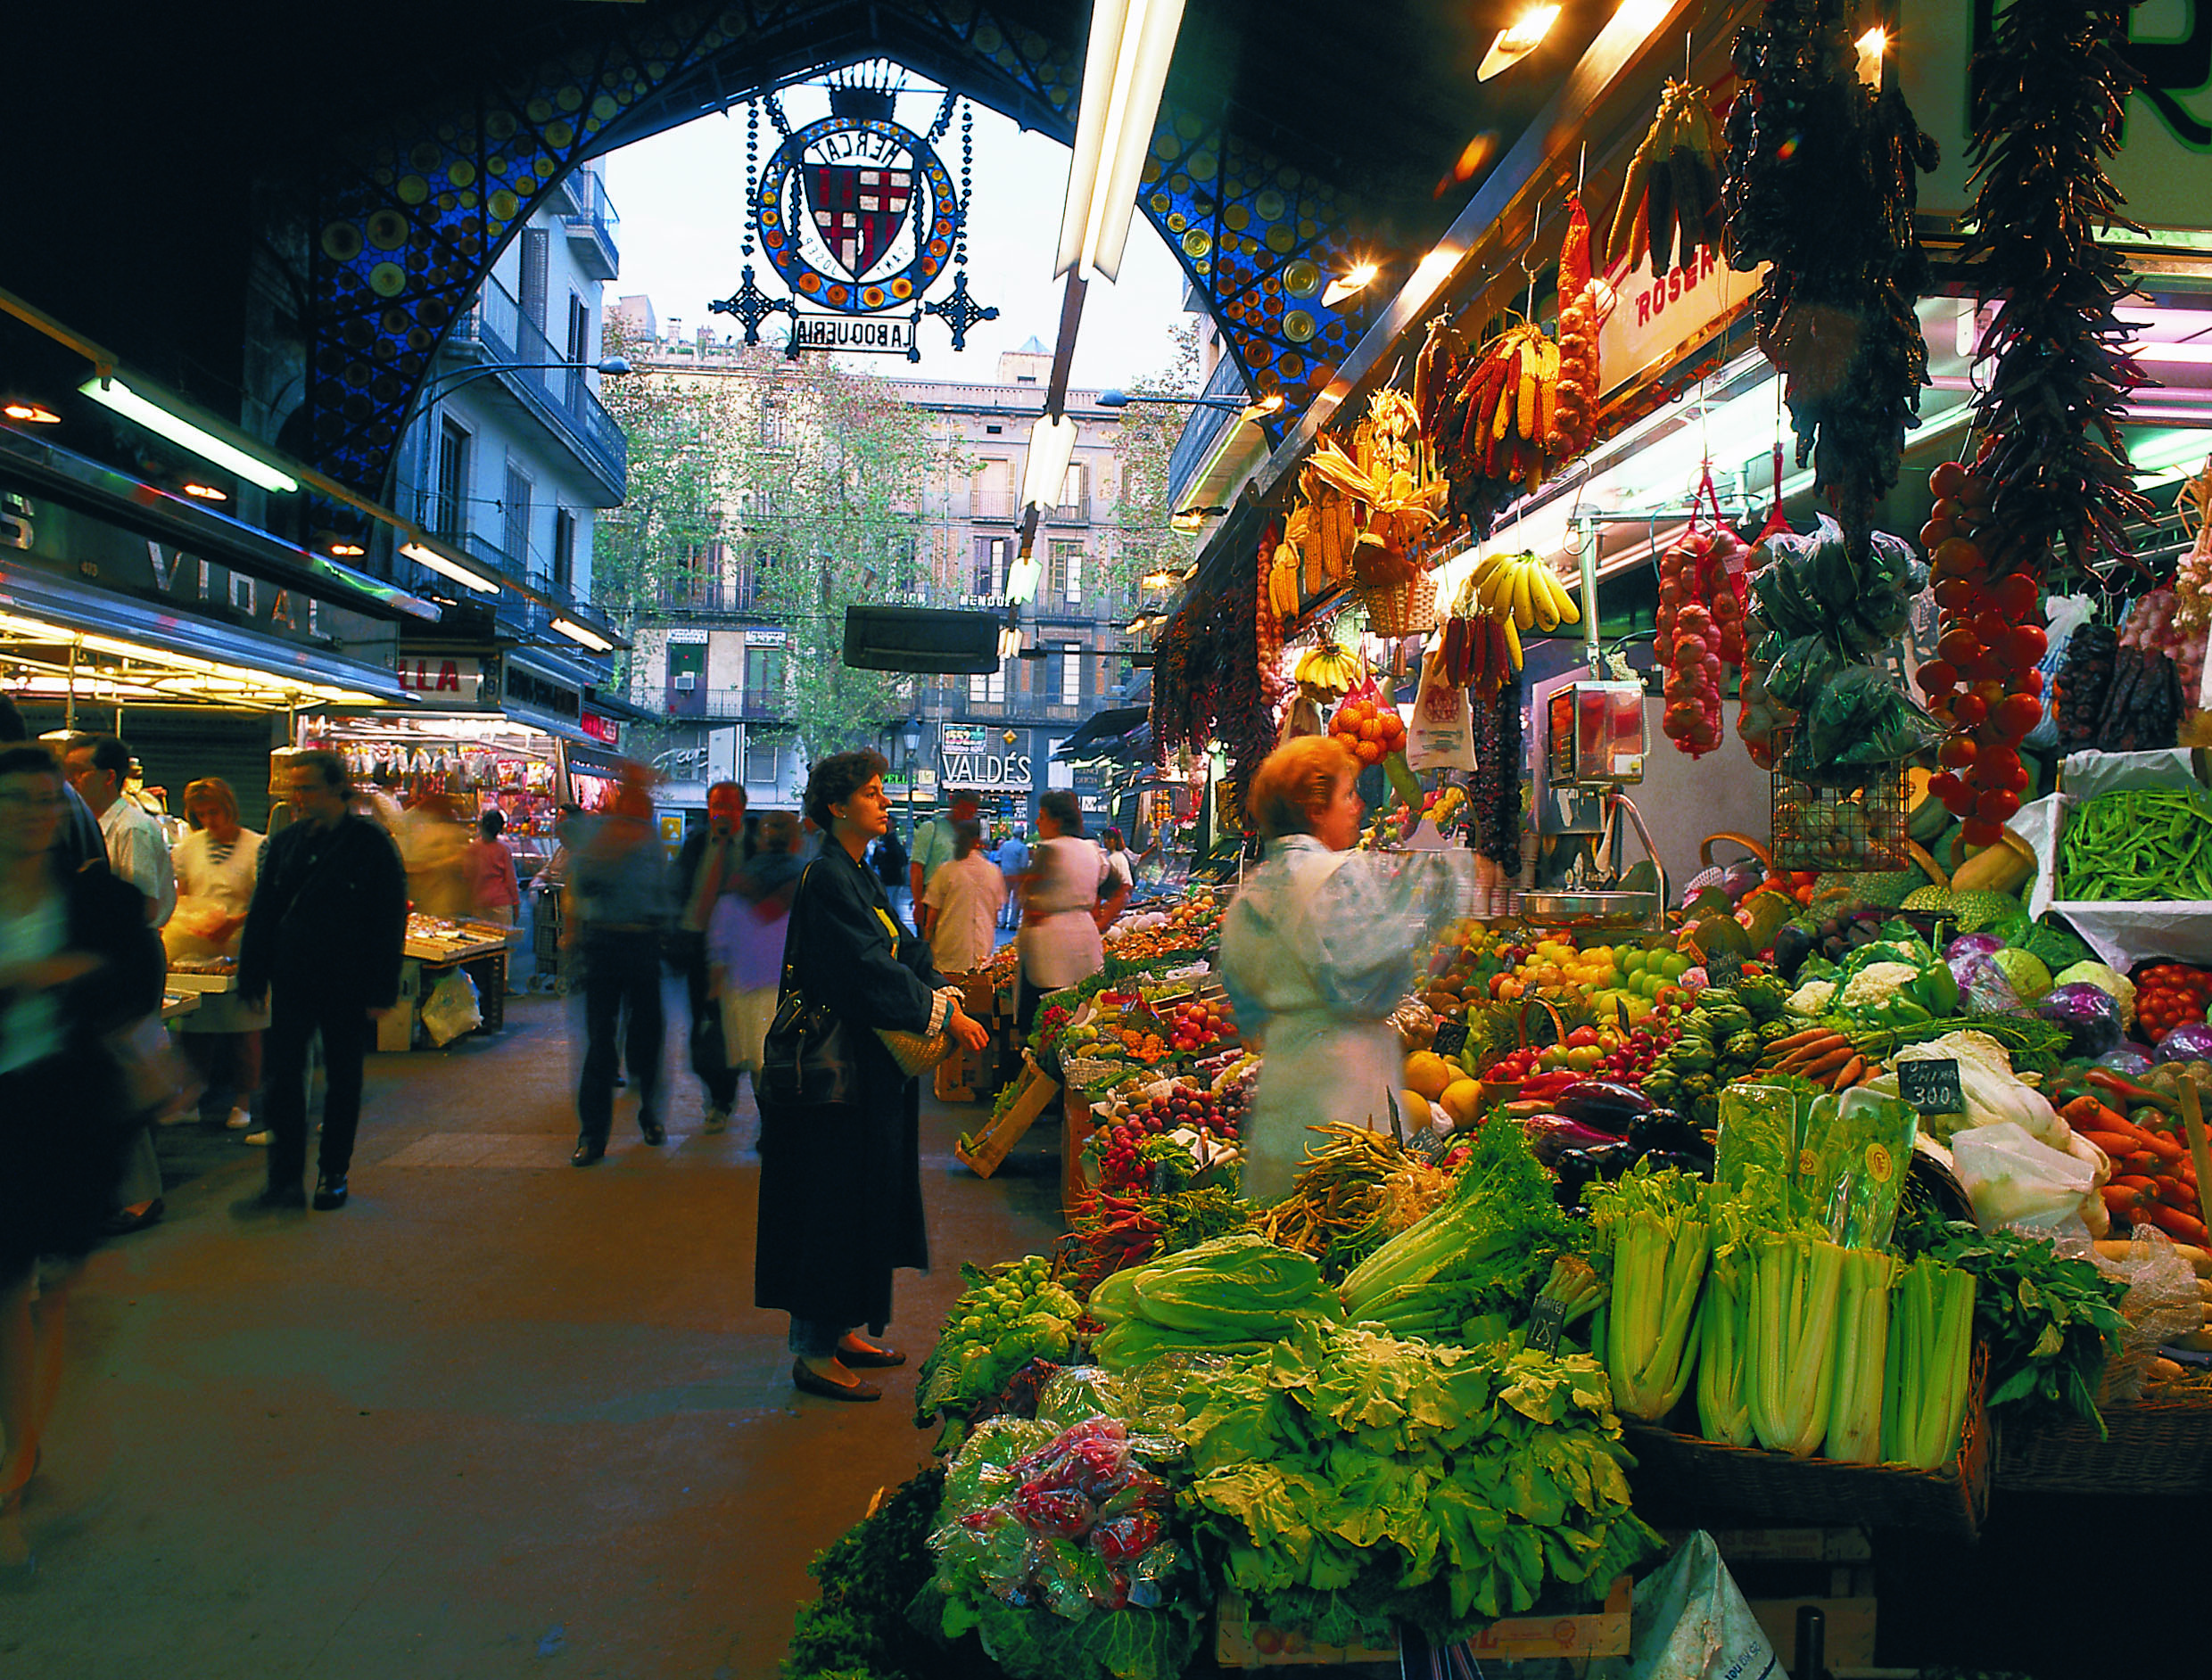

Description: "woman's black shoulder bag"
761 861 859 1107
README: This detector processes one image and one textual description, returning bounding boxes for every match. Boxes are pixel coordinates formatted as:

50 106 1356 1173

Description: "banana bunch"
1473 549 1580 636
1292 641 1365 699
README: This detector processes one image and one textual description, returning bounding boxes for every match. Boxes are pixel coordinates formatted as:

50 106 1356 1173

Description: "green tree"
595 321 967 766
1106 321 1202 607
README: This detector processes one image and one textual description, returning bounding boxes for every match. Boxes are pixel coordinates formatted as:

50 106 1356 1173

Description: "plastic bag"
2083 1226 2204 1403
2026 594 2095 753
1405 640 1476 770
1587 1530 1780 1680
420 968 482 1047
1952 1121 2097 1234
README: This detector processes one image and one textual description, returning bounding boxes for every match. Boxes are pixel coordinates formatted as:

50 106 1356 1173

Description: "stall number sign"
1897 1058 1964 1116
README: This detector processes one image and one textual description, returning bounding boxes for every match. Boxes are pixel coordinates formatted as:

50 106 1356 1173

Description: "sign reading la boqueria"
709 77 998 360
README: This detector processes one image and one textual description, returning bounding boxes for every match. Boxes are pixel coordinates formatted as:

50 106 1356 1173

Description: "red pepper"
2087 1068 2176 1111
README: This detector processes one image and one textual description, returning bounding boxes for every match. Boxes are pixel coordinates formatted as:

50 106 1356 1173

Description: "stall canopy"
1054 706 1152 762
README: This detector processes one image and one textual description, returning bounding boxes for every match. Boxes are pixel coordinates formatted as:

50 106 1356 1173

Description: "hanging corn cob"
1608 78 1725 277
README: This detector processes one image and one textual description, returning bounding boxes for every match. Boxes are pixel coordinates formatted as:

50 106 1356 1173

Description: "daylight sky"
603 81 1194 391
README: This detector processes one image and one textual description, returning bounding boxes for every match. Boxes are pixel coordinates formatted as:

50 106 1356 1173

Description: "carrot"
2153 1177 2205 1214
2142 1204 2212 1246
1853 1064 1883 1088
2101 1185 2148 1216
1767 1027 1837 1053
1802 1047 1853 1080
2112 1174 2161 1194
2060 1095 2131 1132
1832 1055 1866 1091
1778 1034 1850 1071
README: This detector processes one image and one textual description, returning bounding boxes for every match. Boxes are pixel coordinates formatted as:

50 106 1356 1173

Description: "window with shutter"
1049 539 1085 603
971 534 1006 597
973 459 1013 519
521 229 549 333
1060 643 1082 707
552 508 576 593
433 420 471 539
503 461 532 572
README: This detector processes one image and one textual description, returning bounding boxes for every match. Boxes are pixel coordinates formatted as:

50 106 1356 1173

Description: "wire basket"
1768 724 1912 873
1358 571 1438 638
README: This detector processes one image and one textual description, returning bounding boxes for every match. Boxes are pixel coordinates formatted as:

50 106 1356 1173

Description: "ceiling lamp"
1056 0 1188 283
182 482 228 501
3 401 61 424
78 375 300 493
1322 262 1378 307
400 538 500 596
1477 4 1561 81
1020 413 1080 513
551 616 615 653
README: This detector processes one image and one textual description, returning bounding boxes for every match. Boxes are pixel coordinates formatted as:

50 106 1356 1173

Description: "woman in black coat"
755 751 988 1401
0 744 166 1571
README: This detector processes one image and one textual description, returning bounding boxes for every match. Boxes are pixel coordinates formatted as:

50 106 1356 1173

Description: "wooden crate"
1061 1093 1097 1224
1215 1575 1631 1668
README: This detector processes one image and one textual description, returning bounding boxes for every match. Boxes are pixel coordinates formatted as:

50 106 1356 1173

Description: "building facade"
622 331 1135 833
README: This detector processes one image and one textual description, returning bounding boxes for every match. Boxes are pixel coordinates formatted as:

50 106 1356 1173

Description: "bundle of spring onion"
1587 1166 1710 1421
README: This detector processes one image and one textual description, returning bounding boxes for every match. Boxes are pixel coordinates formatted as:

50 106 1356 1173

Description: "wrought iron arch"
292 0 1379 503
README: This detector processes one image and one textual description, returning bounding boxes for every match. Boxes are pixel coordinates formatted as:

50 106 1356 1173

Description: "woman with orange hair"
1217 735 1473 1200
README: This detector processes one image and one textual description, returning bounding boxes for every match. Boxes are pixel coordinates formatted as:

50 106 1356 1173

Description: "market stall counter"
376 915 515 1051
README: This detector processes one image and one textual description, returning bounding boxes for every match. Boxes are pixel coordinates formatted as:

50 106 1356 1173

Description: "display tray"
161 992 203 1021
164 968 236 993
1214 1574 1631 1668
1993 1390 2212 1495
1621 1347 1990 1542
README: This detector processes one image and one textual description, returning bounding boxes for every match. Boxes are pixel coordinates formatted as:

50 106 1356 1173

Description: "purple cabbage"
2037 983 2123 1058
1944 933 2007 993
2097 1044 2155 1077
2153 1022 2212 1066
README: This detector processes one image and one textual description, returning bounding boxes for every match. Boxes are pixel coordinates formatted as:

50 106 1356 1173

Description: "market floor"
2 992 1067 1680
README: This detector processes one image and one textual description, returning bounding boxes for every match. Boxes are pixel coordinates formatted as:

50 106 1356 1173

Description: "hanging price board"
1896 1058 1963 1116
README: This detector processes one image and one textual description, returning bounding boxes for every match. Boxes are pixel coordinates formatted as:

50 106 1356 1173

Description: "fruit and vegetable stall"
788 4 2212 1676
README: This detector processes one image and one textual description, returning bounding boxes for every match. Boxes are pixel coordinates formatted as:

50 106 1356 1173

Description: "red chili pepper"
2086 1068 2176 1111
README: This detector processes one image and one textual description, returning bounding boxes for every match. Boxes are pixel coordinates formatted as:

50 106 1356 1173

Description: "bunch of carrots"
2060 1071 2212 1247
1756 1025 1882 1092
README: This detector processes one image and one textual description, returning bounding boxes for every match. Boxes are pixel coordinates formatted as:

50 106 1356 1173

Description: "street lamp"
901 713 923 849
1096 389 1283 425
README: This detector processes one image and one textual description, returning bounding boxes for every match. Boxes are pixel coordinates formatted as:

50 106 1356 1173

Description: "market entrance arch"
275 0 1380 506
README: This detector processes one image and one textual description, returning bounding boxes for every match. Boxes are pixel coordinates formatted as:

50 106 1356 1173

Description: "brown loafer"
791 1359 879 1401
836 1338 906 1369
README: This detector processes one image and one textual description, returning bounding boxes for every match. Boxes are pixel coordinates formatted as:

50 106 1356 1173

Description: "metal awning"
1053 706 1151 759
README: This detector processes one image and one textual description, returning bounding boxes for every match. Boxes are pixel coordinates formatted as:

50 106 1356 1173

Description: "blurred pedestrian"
465 808 521 926
1098 826 1135 930
673 782 745 1131
0 698 100 871
0 743 165 1572
907 789 977 925
705 809 804 1122
1014 791 1105 1034
169 777 268 1135
398 790 469 919
995 822 1028 931
920 819 1003 976
235 750 408 1215
755 752 987 1400
63 733 176 1231
566 777 670 1165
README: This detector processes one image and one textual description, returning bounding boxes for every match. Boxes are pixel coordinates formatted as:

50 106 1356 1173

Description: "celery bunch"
1825 1248 1901 1463
1588 1167 1710 1422
1746 1231 1847 1457
1694 1190 1757 1447
1882 1256 1977 1470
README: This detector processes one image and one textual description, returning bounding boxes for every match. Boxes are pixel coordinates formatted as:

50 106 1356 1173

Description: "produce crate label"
1527 1295 1570 1353
1897 1058 1963 1116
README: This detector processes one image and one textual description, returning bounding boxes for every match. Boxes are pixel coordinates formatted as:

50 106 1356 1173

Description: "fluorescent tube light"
1021 414 1080 512
78 376 300 493
1478 4 1562 79
551 616 615 653
997 625 1023 659
400 539 500 596
1056 0 1187 283
1005 554 1043 603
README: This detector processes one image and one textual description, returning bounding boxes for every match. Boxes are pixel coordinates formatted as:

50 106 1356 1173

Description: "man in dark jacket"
670 781 744 1128
234 750 408 1213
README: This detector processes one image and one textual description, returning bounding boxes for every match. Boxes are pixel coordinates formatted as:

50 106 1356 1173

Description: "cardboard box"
953 1064 1059 1178
1214 1576 1632 1668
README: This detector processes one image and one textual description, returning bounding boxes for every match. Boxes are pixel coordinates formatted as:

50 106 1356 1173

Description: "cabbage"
2036 983 2124 1058
2154 1022 2212 1065
2098 1045 2154 1076
1986 948 2053 1004
1945 932 2007 965
2053 961 2135 1028
1869 1030 2066 1147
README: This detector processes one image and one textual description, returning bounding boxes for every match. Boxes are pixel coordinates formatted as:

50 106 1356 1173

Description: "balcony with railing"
564 169 621 282
1166 354 1254 512
448 274 628 502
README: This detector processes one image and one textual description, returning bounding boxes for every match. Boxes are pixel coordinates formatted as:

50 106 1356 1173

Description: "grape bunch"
915 1255 1085 1424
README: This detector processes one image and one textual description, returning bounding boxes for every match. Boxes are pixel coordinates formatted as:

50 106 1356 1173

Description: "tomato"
1960 818 2005 847
1918 659 1960 697
1938 736 1977 770
2002 624 2049 668
1975 788 2022 824
1976 743 2022 786
1939 779 1978 818
1952 692 1988 728
1935 576 1979 612
1993 693 2043 739
1934 538 1988 579
1987 574 2039 619
1920 520 1958 551
1930 460 1969 498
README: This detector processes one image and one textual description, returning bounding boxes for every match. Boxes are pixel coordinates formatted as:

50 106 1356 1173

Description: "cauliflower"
1840 961 1922 1013
1787 977 1837 1014
2055 960 2135 1028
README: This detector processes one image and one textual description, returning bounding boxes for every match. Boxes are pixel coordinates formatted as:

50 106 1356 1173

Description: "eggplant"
1638 1148 1715 1180
1523 1114 1626 1168
1626 1110 1709 1156
1773 924 1815 983
1551 1141 1638 1207
1548 1079 1652 1135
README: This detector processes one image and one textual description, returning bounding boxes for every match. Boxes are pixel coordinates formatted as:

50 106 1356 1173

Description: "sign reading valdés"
939 722 1032 792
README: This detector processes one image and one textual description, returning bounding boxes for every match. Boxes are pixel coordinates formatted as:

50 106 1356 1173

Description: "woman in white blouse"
169 778 269 1135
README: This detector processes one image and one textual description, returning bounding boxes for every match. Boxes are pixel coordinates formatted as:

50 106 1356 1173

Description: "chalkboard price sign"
1897 1058 1963 1116
1432 1019 1470 1059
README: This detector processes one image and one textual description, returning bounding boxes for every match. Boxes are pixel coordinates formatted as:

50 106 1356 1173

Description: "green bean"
2059 787 2212 902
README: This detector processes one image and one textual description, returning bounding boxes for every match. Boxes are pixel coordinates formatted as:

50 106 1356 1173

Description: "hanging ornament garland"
1960 0 2153 581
